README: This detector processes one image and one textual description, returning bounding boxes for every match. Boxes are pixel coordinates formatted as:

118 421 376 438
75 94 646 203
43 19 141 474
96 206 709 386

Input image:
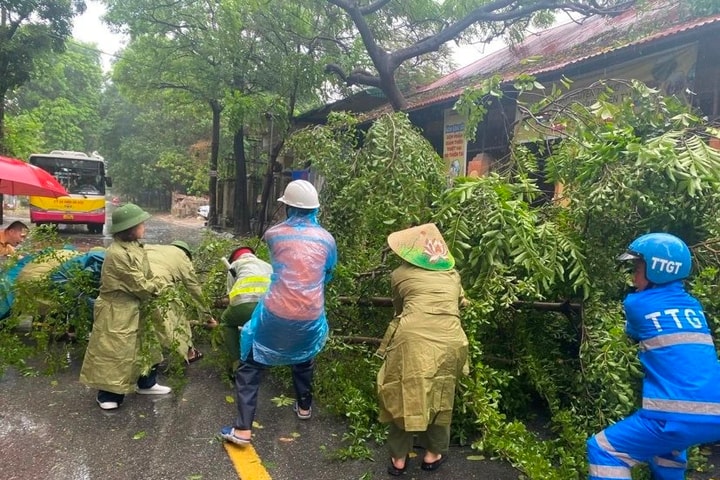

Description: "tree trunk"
232 125 251 235
257 115 277 236
0 93 7 224
208 100 221 228
379 68 407 111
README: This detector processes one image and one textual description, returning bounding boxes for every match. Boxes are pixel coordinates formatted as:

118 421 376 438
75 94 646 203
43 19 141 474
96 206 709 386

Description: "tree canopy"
323 0 636 110
8 41 104 155
104 0 351 232
0 0 86 153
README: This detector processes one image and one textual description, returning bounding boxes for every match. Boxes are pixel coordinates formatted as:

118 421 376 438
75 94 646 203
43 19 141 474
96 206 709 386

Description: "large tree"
0 0 86 152
9 41 104 153
0 0 86 224
324 0 635 111
105 0 229 226
104 0 335 233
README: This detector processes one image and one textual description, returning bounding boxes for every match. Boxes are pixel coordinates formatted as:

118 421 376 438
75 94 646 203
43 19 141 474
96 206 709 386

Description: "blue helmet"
617 233 691 284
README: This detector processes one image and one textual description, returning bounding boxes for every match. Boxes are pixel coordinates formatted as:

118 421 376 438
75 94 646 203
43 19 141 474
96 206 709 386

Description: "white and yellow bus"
28 150 112 234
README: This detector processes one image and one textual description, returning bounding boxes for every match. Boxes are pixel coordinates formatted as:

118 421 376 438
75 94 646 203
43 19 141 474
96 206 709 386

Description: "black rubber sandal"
187 347 204 363
420 455 447 471
387 456 408 476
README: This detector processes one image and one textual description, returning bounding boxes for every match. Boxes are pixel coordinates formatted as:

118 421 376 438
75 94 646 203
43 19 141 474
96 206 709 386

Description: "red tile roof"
361 2 720 119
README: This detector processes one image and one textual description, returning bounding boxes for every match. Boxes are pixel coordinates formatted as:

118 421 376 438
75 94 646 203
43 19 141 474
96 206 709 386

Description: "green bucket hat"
110 203 151 234
387 223 455 271
170 240 192 259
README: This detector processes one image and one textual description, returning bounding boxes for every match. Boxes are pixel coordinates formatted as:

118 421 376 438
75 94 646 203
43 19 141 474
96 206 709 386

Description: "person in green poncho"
79 203 171 410
377 223 469 476
145 240 216 363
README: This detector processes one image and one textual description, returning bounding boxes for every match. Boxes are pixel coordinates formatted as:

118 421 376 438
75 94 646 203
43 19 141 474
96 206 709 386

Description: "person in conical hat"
386 222 455 271
378 223 468 476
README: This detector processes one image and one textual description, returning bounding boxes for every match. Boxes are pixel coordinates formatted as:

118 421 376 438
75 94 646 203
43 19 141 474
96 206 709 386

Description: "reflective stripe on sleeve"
639 332 714 351
643 397 720 415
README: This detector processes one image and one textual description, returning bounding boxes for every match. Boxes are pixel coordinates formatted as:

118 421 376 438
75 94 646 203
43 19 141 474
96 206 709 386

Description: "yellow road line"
224 442 272 480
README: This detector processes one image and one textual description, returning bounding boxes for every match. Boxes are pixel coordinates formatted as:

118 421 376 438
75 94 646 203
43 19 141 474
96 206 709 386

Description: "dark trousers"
233 354 314 430
97 364 159 404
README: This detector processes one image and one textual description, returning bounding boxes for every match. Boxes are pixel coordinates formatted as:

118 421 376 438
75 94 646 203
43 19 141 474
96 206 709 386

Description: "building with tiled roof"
296 2 720 180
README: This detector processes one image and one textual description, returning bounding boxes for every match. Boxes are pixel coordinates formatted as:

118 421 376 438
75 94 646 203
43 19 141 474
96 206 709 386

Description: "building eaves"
359 3 720 122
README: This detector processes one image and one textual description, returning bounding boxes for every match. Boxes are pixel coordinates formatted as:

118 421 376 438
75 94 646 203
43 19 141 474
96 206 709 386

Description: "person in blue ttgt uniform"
587 233 720 480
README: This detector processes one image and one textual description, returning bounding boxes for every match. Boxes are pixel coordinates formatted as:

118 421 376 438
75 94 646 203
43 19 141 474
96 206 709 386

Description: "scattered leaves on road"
271 395 294 407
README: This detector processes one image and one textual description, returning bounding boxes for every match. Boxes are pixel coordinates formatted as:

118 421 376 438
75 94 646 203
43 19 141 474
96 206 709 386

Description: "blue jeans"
233 353 314 430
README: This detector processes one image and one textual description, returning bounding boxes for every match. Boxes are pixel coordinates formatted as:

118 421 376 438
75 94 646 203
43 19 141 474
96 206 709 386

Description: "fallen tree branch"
337 296 582 316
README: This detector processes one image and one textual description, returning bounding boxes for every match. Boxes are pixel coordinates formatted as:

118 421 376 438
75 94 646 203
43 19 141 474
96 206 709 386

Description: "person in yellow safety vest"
220 246 272 370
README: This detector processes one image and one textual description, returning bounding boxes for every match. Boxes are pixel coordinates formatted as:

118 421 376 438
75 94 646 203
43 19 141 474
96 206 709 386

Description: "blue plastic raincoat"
240 208 336 365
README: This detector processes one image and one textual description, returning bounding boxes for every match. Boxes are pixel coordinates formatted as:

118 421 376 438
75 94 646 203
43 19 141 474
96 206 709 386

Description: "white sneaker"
135 384 172 395
97 399 119 410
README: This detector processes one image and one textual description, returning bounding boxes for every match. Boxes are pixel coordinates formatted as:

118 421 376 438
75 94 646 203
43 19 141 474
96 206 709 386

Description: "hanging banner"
443 109 467 183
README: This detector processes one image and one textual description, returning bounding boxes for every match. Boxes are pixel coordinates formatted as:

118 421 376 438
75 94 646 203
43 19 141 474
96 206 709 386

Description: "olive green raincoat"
145 244 210 359
80 240 165 394
377 263 469 432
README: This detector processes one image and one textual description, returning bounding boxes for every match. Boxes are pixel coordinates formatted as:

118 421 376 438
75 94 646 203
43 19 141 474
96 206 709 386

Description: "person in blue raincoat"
220 179 337 445
587 233 720 480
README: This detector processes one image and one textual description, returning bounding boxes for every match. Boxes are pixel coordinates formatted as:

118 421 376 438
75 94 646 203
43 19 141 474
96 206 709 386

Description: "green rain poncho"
377 263 469 431
145 244 211 360
80 240 165 394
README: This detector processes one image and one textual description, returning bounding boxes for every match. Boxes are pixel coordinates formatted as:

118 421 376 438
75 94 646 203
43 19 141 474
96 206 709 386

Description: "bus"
28 150 112 234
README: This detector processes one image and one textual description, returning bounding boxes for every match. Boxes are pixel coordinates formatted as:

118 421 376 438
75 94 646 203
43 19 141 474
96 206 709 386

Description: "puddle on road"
55 216 208 251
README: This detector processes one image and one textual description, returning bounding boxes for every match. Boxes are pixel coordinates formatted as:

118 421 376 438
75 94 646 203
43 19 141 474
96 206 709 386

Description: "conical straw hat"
387 223 455 271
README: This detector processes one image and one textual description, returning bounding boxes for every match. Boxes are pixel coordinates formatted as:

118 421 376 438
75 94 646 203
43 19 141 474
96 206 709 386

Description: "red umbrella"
0 155 69 198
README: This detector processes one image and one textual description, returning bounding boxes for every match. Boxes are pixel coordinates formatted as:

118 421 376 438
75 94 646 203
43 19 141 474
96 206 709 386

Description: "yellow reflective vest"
227 255 272 306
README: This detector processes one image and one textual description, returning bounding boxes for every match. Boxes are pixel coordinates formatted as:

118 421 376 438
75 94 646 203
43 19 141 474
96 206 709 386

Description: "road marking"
224 442 272 480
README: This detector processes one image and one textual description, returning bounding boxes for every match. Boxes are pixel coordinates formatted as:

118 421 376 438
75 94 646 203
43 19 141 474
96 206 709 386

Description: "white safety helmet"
277 179 320 209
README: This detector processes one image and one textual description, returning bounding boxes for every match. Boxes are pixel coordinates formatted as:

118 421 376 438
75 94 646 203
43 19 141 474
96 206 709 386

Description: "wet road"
2 203 208 252
4 210 719 479
1 209 525 480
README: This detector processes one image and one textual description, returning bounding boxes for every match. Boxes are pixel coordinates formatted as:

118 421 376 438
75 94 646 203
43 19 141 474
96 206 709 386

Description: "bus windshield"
29 156 106 196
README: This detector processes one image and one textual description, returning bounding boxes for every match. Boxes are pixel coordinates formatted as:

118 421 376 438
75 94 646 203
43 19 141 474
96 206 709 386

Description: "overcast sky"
71 0 126 71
